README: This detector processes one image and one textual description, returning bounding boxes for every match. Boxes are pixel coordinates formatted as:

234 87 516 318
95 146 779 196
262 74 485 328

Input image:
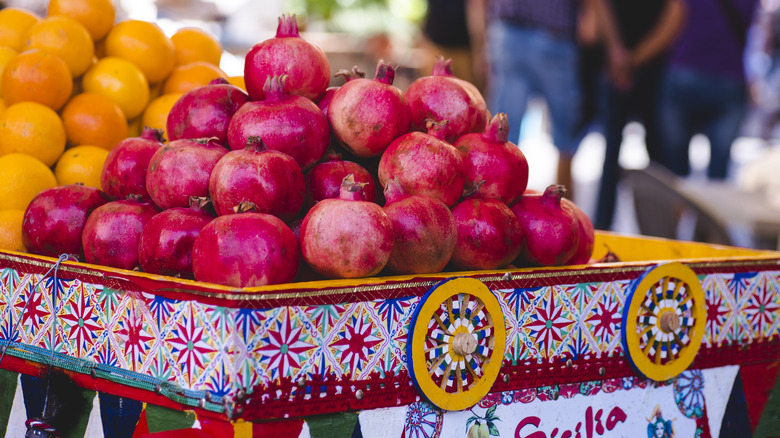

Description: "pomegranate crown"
233 201 258 214
339 174 368 201
432 56 455 77
245 136 269 152
425 119 449 141
374 59 396 85
383 177 408 204
483 113 510 144
263 75 289 100
542 184 568 205
276 14 300 38
140 127 165 143
334 65 365 83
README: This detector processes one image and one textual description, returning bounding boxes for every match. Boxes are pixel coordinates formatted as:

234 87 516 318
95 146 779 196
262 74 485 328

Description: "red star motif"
15 288 46 331
117 306 154 371
586 298 621 339
332 315 381 372
525 298 573 356
61 294 102 357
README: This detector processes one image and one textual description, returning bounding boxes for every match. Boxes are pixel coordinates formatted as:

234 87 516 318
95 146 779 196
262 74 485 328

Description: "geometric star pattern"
0 266 777 405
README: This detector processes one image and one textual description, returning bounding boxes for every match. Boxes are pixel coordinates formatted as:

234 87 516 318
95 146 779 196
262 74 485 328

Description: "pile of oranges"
0 0 240 252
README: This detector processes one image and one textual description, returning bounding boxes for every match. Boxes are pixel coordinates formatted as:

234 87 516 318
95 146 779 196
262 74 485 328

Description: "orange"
62 92 128 150
0 101 67 167
142 93 182 141
54 144 109 188
0 153 57 211
1 49 73 110
0 46 16 96
170 27 222 67
0 210 26 252
105 19 175 83
0 98 6 113
0 7 40 52
228 75 246 92
163 61 228 94
82 56 150 119
23 16 95 77
47 0 116 41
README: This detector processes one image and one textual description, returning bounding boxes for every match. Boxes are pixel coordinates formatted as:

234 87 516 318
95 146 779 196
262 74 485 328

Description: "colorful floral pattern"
0 266 777 412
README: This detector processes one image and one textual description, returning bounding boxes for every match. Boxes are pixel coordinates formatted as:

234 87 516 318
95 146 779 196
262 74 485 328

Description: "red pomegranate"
300 175 394 278
317 66 364 117
146 137 228 210
192 202 299 287
562 198 595 265
511 185 580 267
138 197 214 278
383 179 456 274
378 122 466 207
328 60 411 158
81 196 159 270
406 57 488 142
101 127 164 201
22 184 110 259
453 113 529 205
450 198 524 270
304 153 376 209
227 75 329 170
166 78 250 144
209 137 304 221
243 14 330 101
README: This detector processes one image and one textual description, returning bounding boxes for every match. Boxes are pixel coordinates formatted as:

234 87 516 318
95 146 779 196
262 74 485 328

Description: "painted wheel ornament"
407 277 506 411
622 262 706 381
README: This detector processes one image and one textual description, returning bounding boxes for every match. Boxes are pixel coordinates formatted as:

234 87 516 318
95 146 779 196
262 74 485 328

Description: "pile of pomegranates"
20 14 595 288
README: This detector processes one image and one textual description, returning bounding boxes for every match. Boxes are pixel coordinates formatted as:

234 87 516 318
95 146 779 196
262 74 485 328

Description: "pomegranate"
146 137 228 210
453 113 529 205
378 122 466 207
300 175 394 278
317 66 364 117
305 153 376 209
22 184 110 259
328 60 411 158
511 185 580 267
450 198 524 270
288 217 323 282
406 57 488 142
243 14 330 101
192 202 299 287
101 127 164 201
209 137 304 221
166 78 250 144
383 179 456 274
562 198 595 265
227 75 330 170
81 196 159 270
138 197 214 278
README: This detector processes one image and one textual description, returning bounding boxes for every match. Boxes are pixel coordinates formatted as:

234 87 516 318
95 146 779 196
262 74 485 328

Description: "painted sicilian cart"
0 232 778 437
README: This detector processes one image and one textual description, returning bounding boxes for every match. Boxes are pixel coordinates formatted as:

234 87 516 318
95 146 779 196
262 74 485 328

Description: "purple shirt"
669 0 759 80
489 0 579 40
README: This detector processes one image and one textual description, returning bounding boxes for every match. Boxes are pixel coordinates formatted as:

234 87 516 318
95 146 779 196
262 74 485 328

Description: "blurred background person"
418 0 479 87
470 0 608 195
593 0 685 230
658 0 759 180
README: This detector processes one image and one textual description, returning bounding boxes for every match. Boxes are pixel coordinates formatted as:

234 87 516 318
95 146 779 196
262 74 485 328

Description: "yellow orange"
163 61 228 94
142 93 182 141
105 19 174 83
0 98 6 113
0 101 67 167
47 0 116 41
170 27 222 67
23 16 95 77
55 145 109 189
1 48 73 110
82 56 150 119
62 92 128 150
0 46 16 96
0 153 57 211
0 7 40 52
227 75 246 92
0 210 26 252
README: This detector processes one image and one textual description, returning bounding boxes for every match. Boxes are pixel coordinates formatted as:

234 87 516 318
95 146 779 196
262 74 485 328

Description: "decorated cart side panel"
0 234 778 437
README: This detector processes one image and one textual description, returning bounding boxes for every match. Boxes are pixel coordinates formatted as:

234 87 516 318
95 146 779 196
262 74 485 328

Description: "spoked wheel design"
622 263 706 381
407 277 506 411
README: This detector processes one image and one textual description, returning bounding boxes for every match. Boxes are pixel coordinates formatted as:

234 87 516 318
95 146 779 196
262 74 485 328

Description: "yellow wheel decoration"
407 277 506 411
622 262 706 381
